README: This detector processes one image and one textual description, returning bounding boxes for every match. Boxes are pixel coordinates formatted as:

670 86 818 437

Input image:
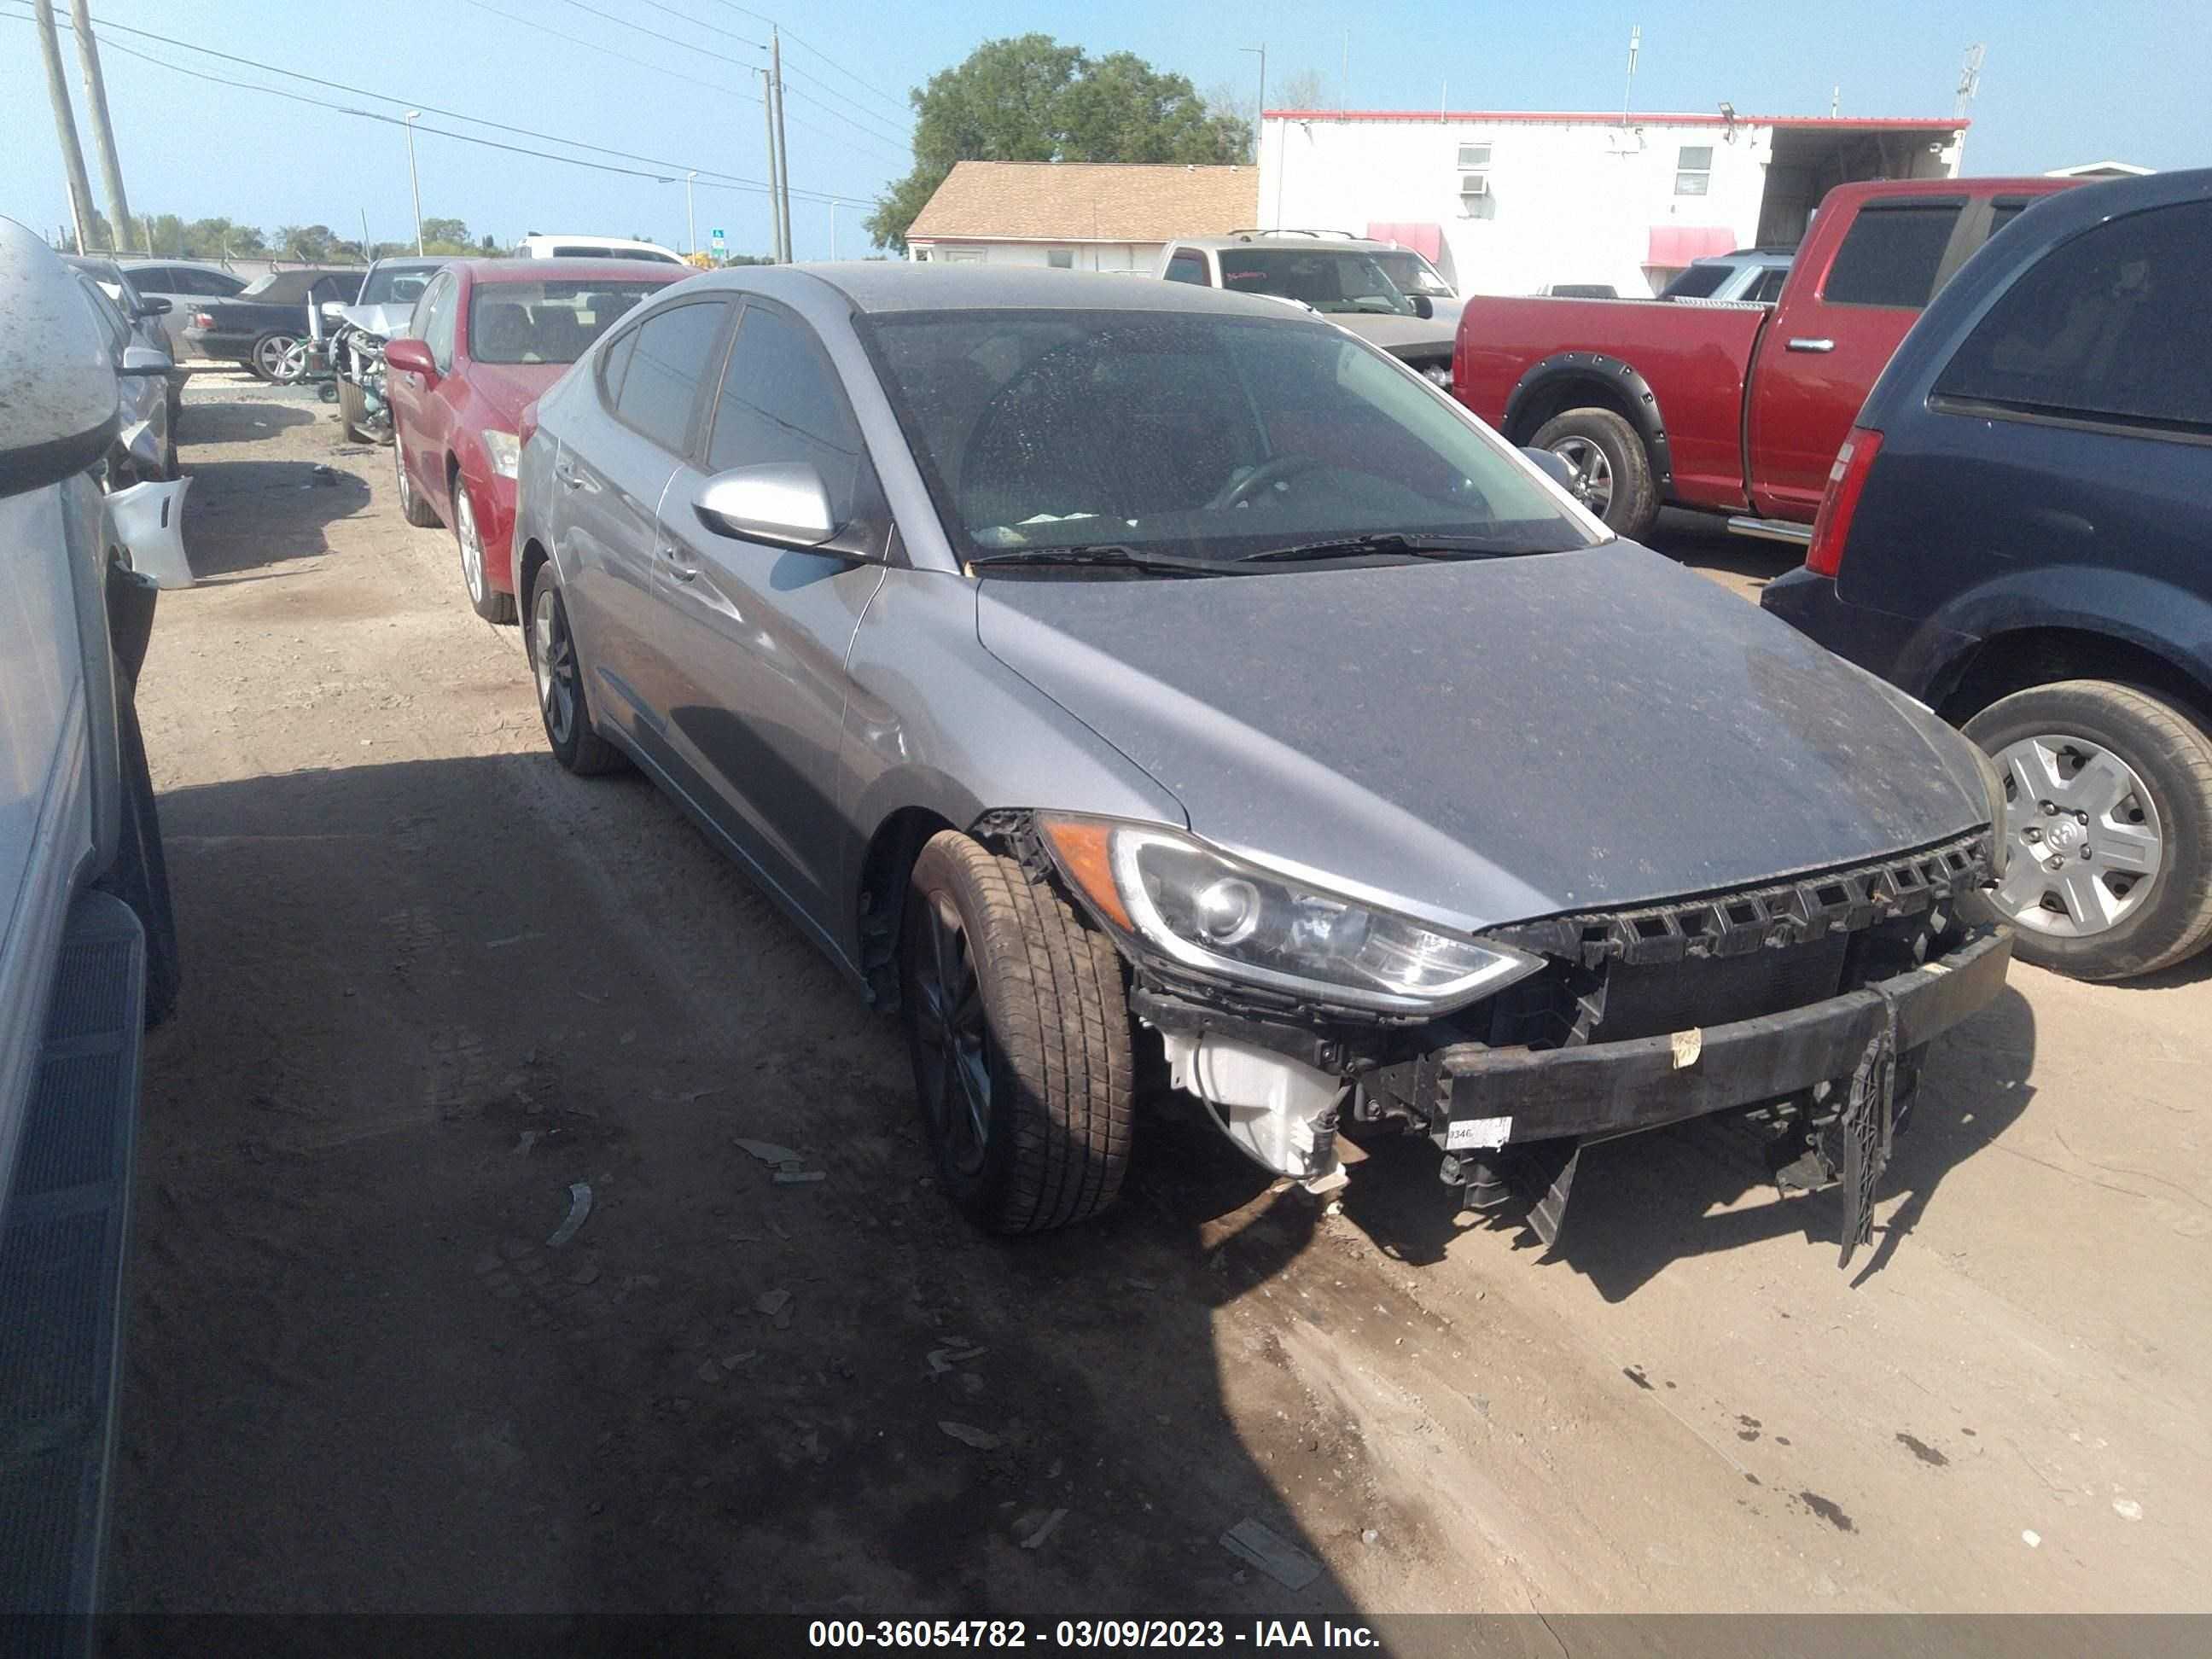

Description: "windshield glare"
361 265 439 307
1372 251 1454 298
468 280 669 364
1217 248 1422 317
866 310 1595 568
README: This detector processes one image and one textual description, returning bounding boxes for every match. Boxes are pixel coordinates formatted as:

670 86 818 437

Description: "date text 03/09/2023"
806 1620 1382 1650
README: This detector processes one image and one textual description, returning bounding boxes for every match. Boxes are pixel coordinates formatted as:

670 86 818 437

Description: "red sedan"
386 259 691 620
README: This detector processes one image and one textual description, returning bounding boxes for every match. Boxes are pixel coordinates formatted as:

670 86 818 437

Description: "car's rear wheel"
1530 407 1659 539
252 331 304 384
1964 679 2212 980
900 831 1133 1233
394 434 439 527
453 474 516 624
526 569 625 776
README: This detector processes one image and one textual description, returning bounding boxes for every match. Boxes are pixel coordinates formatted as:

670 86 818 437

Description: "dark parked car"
509 265 2011 1255
1764 167 2212 981
181 266 363 381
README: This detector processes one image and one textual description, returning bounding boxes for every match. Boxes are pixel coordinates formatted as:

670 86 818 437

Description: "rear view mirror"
0 219 118 497
384 336 438 385
1411 293 1435 320
135 295 172 317
1521 446 1577 491
692 463 838 549
119 344 172 377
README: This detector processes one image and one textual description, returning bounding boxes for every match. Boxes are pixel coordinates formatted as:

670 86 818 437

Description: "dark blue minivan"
1764 168 2212 981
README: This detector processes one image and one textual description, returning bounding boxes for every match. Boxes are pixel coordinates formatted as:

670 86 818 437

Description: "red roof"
1261 109 1969 131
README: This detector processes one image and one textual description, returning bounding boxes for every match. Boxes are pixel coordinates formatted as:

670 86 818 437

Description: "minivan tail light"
1805 426 1883 579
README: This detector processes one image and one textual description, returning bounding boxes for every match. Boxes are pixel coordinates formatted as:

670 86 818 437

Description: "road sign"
710 228 727 258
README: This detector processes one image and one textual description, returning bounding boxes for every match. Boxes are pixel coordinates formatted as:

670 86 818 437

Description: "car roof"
457 257 693 286
1172 235 1396 253
756 261 1334 320
368 257 449 271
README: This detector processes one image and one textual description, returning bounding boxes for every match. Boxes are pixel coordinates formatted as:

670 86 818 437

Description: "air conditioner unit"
1459 175 1490 199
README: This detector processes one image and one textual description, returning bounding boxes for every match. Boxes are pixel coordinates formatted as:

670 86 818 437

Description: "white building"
1257 109 1965 298
904 161 1258 273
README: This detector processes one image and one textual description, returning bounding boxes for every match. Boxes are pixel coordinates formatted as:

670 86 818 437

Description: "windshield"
468 279 671 364
864 309 1596 568
361 265 439 307
1371 250 1455 299
1216 248 1422 317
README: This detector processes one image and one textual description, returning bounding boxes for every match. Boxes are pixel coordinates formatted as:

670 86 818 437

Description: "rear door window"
1749 266 1790 303
1821 203 1964 308
1933 201 2212 434
613 300 731 455
1662 263 1730 300
1164 250 1212 286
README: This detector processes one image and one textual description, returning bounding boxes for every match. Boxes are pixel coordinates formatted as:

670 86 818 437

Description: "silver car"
510 265 2011 1254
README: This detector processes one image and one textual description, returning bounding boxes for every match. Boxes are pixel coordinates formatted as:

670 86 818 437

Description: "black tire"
524 567 625 776
1963 679 2212 981
249 331 303 384
338 378 369 444
1530 406 1660 539
453 470 518 624
94 682 179 1027
395 433 440 527
900 831 1133 1233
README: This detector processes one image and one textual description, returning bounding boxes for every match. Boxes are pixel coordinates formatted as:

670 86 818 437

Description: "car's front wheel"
1965 679 2212 980
453 474 516 624
901 831 1133 1233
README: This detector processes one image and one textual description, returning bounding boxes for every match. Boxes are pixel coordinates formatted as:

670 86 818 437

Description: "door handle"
1785 337 1836 353
554 462 583 490
659 540 699 582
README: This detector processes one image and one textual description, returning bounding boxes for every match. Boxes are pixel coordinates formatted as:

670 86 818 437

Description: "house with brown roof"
904 161 1258 273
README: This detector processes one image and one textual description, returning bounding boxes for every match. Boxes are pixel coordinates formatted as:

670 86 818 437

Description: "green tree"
275 223 339 260
1277 67 1328 111
420 216 469 247
865 34 1250 251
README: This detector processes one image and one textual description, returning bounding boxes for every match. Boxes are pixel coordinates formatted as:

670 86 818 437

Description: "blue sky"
4 0 2204 259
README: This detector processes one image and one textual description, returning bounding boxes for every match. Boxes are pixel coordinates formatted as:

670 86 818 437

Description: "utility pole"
32 1 97 253
403 111 425 254
68 0 132 253
685 170 697 254
771 28 794 263
1953 44 1985 119
360 207 372 260
1241 44 1266 166
759 69 783 262
1622 24 1641 125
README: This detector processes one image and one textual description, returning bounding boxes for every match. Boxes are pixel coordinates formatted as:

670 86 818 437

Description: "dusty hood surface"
977 541 1987 930
1333 311 1457 360
335 302 416 338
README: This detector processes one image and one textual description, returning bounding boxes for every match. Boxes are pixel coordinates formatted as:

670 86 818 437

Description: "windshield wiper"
1236 532 1516 565
968 544 1226 577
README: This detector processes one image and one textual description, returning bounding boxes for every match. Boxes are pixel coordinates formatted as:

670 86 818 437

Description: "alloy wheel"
531 584 579 748
1549 436 1615 517
1988 733 2164 937
912 891 992 1178
456 483 486 602
393 440 413 515
256 334 304 381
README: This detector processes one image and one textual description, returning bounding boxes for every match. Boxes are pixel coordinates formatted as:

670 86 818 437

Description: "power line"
630 0 763 53
3 9 873 208
777 62 912 150
705 1 913 121
550 0 758 77
454 0 743 99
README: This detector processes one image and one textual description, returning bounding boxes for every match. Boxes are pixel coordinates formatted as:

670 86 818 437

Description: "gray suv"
510 265 2011 1257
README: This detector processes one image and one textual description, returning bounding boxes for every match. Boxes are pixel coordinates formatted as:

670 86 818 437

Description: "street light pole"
403 110 424 255
686 170 697 254
1241 44 1266 168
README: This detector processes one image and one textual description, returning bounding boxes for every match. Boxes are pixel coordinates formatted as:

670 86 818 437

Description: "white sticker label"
1671 1027 1703 1069
1447 1115 1512 1151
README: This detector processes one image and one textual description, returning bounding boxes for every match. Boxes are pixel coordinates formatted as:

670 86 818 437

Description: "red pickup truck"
1453 176 2076 540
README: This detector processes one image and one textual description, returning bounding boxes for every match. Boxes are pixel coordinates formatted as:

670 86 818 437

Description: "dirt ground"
108 373 2212 1616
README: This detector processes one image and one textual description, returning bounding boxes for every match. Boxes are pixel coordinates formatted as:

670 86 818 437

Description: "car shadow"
1337 985 2038 1301
110 753 1361 1617
177 458 370 579
178 399 317 446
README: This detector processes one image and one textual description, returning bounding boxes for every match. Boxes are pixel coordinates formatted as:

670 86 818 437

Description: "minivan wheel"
1964 679 2212 980
526 571 625 776
900 831 1133 1233
1529 407 1659 539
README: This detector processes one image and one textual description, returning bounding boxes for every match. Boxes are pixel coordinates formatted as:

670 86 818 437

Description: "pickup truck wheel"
901 831 1133 1233
1964 680 2212 981
526 570 625 776
1531 408 1659 539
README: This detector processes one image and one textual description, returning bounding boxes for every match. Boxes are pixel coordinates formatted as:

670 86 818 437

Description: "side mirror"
384 336 438 386
320 300 346 319
692 462 838 549
135 295 172 317
119 343 172 377
1410 293 1435 320
1521 446 1577 491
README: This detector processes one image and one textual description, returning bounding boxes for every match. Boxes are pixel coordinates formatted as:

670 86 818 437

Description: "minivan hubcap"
913 893 991 1176
1550 437 1614 515
1989 734 2163 937
531 586 578 746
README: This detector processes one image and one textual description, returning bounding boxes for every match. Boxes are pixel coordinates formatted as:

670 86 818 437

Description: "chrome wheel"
530 583 579 748
912 890 991 1178
1549 436 1615 516
455 482 486 603
255 333 304 382
1988 733 2163 938
393 440 414 515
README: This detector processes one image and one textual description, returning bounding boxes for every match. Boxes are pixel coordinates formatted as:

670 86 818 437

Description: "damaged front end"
1011 811 2009 1266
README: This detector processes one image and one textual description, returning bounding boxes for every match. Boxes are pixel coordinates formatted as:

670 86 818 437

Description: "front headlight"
1039 816 1542 1014
1973 742 2011 876
482 428 521 480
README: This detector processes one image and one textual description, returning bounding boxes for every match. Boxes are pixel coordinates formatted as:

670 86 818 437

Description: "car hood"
975 541 1988 932
335 301 416 337
463 361 569 427
1330 312 1458 358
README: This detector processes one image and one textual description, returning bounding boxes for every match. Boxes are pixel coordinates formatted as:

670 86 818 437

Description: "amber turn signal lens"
1039 817 1133 932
